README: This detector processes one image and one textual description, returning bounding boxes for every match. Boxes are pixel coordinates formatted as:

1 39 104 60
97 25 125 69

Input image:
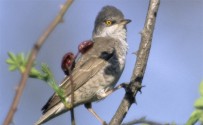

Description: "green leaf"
8 52 17 61
200 113 203 123
195 97 203 109
40 63 70 108
6 58 15 64
30 68 40 76
186 110 203 125
41 63 56 86
200 81 203 96
41 63 51 76
9 65 17 71
16 53 23 65
19 53 26 66
19 66 26 73
23 53 29 66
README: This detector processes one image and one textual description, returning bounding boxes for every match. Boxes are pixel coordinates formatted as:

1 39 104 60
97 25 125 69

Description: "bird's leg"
84 103 107 125
84 84 127 125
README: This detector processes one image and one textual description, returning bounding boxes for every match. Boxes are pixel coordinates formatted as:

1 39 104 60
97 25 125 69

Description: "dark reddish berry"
78 40 94 54
61 52 75 75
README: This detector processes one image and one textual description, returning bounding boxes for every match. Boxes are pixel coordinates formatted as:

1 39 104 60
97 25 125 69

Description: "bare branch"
122 117 171 125
3 1 73 125
109 0 160 124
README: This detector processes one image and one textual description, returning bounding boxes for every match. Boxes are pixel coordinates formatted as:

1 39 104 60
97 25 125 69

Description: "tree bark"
109 0 160 124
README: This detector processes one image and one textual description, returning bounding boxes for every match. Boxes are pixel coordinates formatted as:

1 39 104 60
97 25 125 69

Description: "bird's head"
93 6 131 39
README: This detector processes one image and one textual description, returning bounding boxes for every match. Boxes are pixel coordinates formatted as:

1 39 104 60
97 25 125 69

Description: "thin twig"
122 117 171 125
109 0 160 124
69 73 75 125
3 0 73 125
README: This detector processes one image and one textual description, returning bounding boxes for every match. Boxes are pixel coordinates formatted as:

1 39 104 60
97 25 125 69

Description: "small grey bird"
36 5 131 125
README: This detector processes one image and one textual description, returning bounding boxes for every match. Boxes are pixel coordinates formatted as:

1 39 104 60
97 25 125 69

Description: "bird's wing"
42 37 116 114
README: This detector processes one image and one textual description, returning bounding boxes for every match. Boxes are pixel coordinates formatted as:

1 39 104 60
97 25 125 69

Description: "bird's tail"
35 103 66 125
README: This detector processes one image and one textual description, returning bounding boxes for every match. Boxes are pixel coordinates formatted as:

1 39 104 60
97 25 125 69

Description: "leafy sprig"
41 64 72 108
6 52 45 80
6 52 70 107
6 41 94 109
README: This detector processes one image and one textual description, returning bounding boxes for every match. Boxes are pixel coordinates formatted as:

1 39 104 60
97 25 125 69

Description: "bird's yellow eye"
105 20 112 26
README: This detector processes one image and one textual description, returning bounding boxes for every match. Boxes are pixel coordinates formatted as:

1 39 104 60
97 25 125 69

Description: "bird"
35 5 131 125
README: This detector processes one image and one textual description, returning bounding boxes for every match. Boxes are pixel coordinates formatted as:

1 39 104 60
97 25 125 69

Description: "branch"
109 0 160 124
3 0 73 125
122 117 171 125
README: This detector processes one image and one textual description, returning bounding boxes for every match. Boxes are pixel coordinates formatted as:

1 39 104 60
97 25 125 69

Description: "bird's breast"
100 40 128 86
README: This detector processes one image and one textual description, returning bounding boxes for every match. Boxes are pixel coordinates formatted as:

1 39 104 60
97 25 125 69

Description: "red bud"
61 52 75 75
78 40 94 54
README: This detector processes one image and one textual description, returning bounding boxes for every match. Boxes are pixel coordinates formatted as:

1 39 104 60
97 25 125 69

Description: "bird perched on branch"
36 5 131 125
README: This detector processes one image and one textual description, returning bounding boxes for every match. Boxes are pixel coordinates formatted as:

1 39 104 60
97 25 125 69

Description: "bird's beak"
120 19 131 25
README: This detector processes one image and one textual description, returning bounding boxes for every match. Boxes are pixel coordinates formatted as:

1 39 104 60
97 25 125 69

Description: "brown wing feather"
42 37 116 113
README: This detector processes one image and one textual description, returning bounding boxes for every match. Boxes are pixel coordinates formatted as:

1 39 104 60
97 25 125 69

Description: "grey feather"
41 37 116 113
